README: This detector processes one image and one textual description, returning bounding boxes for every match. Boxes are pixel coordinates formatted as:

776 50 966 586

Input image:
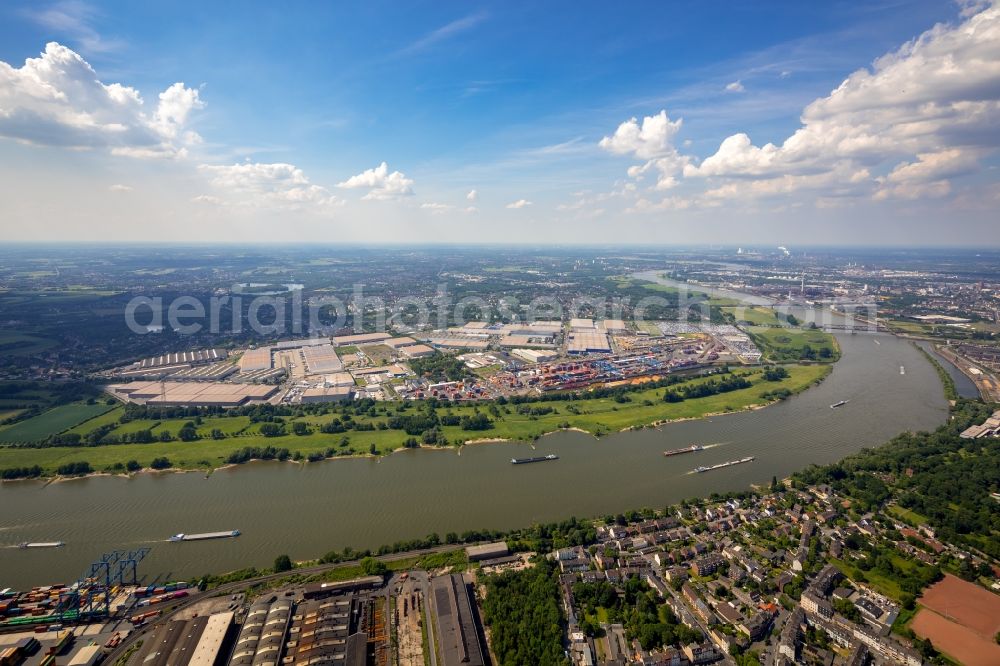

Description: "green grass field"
721 306 782 326
829 558 905 600
0 403 116 443
66 406 125 435
748 326 840 362
888 505 928 526
0 364 829 475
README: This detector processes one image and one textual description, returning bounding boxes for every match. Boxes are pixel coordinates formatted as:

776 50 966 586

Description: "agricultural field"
0 364 829 475
748 326 840 362
0 332 58 357
912 574 1000 666
66 406 125 435
0 403 116 443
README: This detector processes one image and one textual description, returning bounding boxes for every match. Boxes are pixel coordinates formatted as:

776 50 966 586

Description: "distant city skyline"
1 0 999 245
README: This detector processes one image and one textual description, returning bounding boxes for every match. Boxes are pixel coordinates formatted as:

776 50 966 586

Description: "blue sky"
1 0 998 244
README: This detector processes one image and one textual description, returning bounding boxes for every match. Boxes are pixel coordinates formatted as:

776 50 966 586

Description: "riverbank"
0 330 948 586
0 364 830 479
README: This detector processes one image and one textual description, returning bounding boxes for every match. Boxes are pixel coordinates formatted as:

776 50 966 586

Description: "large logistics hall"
132 611 234 666
107 381 279 407
430 574 487 666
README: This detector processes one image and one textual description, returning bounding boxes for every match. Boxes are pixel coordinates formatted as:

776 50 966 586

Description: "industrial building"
498 334 556 348
117 349 232 379
422 336 490 350
569 318 595 330
239 348 273 372
108 381 278 407
273 338 330 350
188 612 234 666
383 336 418 349
465 541 509 561
167 363 240 382
332 332 392 346
232 367 286 384
300 344 343 374
601 319 628 334
323 372 356 388
511 348 559 363
302 577 384 600
285 584 389 666
229 598 291 666
133 611 234 666
135 349 229 369
400 343 436 358
301 386 353 403
566 330 611 354
430 574 487 666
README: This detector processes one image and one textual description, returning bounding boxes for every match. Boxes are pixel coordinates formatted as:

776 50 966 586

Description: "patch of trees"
460 412 493 431
1 465 44 479
273 554 293 572
56 461 92 476
407 353 469 382
663 374 753 402
150 457 172 470
258 422 285 437
481 559 567 666
225 446 291 464
760 388 792 401
385 413 439 435
762 366 789 381
516 405 555 416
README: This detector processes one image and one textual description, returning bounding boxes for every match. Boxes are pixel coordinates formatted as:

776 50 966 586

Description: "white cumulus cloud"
108 183 132 192
199 162 341 209
337 162 414 200
600 110 691 191
0 42 203 158
466 189 478 201
725 80 745 93
506 199 532 209
685 2 1000 201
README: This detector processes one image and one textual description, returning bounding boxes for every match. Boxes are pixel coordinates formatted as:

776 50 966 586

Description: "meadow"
747 326 840 362
0 403 116 443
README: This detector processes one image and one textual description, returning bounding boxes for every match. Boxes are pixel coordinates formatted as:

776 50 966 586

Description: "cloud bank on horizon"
0 0 998 243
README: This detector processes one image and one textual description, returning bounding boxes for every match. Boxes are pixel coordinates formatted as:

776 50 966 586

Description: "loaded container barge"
169 530 240 542
511 454 558 465
693 456 755 473
663 445 704 457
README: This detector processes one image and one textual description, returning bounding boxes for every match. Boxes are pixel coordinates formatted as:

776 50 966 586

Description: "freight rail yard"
102 319 763 406
0 544 500 666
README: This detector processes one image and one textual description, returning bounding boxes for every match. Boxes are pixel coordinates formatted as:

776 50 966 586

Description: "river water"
0 281 949 587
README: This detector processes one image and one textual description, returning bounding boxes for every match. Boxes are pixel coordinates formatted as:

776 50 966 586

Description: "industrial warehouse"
102 316 764 407
106 382 279 408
